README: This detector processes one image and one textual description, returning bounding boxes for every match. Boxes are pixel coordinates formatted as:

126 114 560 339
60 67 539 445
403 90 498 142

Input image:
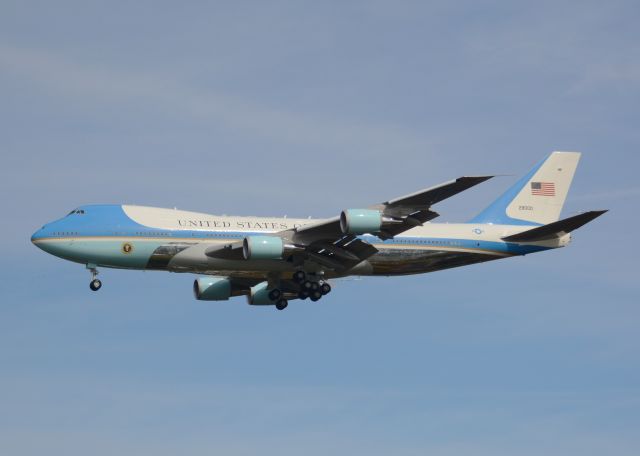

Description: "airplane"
31 151 606 310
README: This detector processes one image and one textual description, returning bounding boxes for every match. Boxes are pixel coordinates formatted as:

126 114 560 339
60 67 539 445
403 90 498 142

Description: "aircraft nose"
31 226 47 246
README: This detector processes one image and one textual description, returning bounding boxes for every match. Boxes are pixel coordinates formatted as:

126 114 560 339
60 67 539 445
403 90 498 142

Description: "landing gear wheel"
87 265 101 291
310 290 322 301
293 271 306 283
320 283 332 295
310 282 320 292
298 291 309 300
275 299 288 310
268 288 282 301
89 279 102 291
302 280 313 290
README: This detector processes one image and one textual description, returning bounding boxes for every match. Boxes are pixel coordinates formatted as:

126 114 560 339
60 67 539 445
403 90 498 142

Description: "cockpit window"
67 209 86 216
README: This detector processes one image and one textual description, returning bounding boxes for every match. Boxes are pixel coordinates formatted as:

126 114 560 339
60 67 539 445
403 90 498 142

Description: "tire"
298 291 309 300
90 279 102 291
310 290 322 301
302 280 313 290
293 271 306 283
310 282 320 292
268 288 282 301
320 283 332 295
275 299 288 310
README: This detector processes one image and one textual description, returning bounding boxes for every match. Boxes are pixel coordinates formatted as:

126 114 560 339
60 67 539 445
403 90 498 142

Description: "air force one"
32 152 605 310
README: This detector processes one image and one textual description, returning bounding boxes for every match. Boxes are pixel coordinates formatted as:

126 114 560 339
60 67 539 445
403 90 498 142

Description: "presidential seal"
122 242 134 254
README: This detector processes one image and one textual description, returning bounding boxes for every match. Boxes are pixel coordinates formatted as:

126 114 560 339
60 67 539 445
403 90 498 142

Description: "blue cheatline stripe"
36 233 551 256
365 235 549 255
469 155 548 226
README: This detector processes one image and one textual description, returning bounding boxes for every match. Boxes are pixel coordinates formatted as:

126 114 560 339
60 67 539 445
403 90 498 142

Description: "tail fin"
470 151 581 226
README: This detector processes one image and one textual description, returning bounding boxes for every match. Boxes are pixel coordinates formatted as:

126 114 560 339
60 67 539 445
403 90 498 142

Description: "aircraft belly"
166 242 294 277
368 248 499 275
145 242 501 278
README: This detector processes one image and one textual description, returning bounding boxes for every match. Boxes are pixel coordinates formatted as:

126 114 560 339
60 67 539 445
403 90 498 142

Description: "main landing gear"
88 265 102 291
293 271 331 302
267 270 331 310
266 288 289 310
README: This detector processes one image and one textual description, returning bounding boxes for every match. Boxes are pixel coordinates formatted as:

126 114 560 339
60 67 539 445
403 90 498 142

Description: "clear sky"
1 1 639 454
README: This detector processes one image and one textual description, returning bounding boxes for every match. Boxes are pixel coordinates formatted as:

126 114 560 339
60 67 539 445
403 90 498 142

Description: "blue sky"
1 1 639 454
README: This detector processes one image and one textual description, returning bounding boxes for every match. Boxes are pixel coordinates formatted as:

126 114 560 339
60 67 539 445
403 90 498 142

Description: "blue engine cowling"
243 235 284 260
193 277 232 301
340 209 382 235
247 281 274 305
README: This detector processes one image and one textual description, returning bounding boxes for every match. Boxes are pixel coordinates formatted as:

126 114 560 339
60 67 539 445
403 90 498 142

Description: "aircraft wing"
284 175 493 270
294 176 493 240
203 233 376 271
204 176 492 271
373 176 494 214
205 241 245 260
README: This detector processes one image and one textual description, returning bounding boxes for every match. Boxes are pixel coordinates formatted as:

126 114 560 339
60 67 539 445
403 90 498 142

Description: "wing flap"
307 236 379 271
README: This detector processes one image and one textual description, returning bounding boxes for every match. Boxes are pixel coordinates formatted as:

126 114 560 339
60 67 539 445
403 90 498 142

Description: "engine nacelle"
243 235 284 260
193 277 232 301
247 281 273 305
340 209 382 235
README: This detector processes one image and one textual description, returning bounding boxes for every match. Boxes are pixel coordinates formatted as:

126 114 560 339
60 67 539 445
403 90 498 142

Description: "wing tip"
457 175 495 184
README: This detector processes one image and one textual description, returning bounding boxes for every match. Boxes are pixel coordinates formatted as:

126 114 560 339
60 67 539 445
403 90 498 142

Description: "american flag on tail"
531 182 555 196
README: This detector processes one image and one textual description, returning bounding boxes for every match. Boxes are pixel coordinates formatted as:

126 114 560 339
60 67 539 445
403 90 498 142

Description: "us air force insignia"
122 243 134 254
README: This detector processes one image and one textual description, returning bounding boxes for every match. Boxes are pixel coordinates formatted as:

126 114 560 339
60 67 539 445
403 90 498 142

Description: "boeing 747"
31 152 606 310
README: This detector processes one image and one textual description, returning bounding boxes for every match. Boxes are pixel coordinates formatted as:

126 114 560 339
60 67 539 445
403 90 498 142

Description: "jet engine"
247 281 273 305
242 235 285 260
340 209 382 235
193 277 232 301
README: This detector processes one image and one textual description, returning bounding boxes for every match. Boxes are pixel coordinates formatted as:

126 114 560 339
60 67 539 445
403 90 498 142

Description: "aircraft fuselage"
31 204 565 279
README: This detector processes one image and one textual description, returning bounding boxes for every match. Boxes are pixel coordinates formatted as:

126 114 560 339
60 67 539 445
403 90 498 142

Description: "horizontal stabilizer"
502 210 608 242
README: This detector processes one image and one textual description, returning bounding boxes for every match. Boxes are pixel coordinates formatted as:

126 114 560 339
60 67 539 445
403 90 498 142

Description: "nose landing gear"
87 265 102 291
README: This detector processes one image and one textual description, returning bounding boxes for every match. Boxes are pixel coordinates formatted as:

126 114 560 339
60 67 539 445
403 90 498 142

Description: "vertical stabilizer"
470 151 581 226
